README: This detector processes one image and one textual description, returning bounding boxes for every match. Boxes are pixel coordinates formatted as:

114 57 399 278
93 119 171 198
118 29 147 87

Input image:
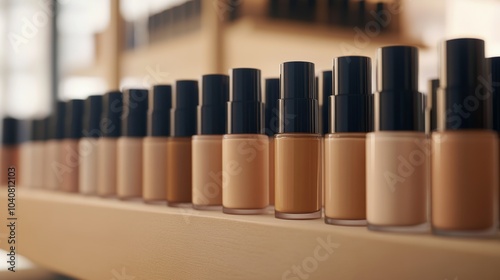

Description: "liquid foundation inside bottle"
366 132 428 228
79 138 99 195
97 138 118 197
275 134 321 218
45 140 61 190
432 131 498 234
192 135 223 209
117 137 143 199
268 136 275 206
59 139 80 192
222 134 269 213
167 137 192 206
324 133 366 225
143 137 168 202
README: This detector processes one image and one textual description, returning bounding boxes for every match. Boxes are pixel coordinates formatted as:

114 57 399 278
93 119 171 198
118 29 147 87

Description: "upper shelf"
1 188 499 280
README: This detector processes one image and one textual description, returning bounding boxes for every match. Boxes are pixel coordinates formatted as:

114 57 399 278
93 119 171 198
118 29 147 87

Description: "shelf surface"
0 188 499 280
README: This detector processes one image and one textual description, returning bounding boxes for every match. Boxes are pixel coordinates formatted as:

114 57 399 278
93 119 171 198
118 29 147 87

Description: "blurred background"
1 0 500 278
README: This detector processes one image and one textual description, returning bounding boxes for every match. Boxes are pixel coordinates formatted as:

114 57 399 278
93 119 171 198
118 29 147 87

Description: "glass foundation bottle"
167 80 198 207
143 85 172 202
60 100 84 193
79 95 103 195
432 39 498 236
223 68 269 214
264 78 279 206
366 46 428 232
192 75 229 210
325 56 372 226
97 91 123 197
117 89 148 199
275 61 321 220
45 101 66 190
31 118 47 189
1 117 19 186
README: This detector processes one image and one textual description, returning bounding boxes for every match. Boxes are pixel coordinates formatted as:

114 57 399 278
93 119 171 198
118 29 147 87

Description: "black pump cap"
330 56 372 133
198 75 229 135
102 91 123 138
489 57 500 133
265 78 279 136
50 101 66 140
32 118 47 141
374 46 423 131
84 95 103 138
64 99 85 139
227 68 263 134
122 89 148 137
321 71 333 135
149 85 172 137
428 79 439 131
2 117 18 145
171 80 198 137
438 38 491 130
278 61 319 134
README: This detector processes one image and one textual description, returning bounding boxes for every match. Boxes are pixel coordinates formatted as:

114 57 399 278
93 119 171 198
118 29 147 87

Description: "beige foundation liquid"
167 80 198 207
275 62 321 220
1 118 19 187
324 57 371 226
117 89 148 199
222 134 269 213
59 100 84 193
79 95 103 195
432 39 499 236
97 91 122 197
192 75 229 210
143 85 171 203
222 68 269 214
366 46 429 232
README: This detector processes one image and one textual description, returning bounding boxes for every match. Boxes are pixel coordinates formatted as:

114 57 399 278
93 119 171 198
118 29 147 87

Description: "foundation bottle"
222 68 269 214
19 120 34 188
40 116 51 189
60 99 84 193
45 101 66 190
488 57 500 225
192 75 229 210
264 78 279 206
97 91 123 197
79 95 103 195
325 56 372 226
321 70 333 208
275 61 321 220
31 118 47 188
432 39 498 236
366 46 428 232
143 85 172 202
1 117 19 186
117 89 148 199
167 80 198 207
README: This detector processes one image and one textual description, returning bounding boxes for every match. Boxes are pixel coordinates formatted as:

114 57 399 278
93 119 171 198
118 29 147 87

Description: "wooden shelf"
0 188 499 280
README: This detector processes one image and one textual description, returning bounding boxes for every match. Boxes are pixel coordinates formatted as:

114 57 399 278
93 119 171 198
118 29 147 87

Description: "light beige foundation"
59 139 80 192
79 138 99 195
192 135 223 209
31 141 45 188
166 137 192 206
366 132 428 230
19 143 33 188
324 133 366 225
222 134 269 214
45 140 61 190
117 138 143 199
97 138 118 197
143 137 168 202
275 134 321 219
432 131 498 235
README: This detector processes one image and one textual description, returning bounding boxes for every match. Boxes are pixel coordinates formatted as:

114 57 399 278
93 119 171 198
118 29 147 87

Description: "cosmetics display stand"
1 188 498 280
